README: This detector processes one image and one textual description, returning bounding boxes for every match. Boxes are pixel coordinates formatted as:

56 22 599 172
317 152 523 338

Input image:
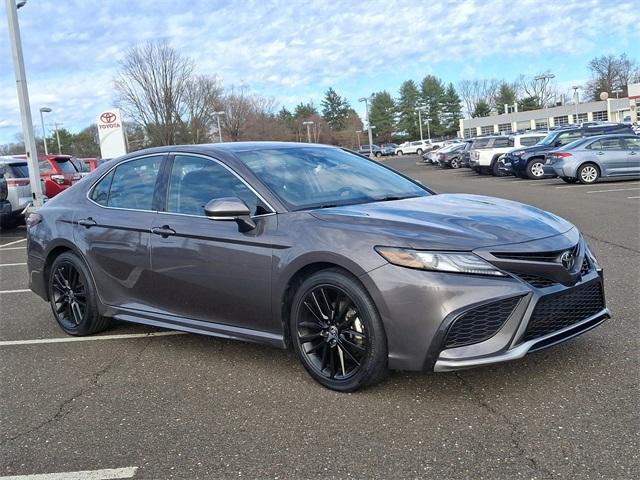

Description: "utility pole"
39 107 51 155
6 0 44 207
535 72 555 131
572 86 580 124
358 96 374 157
355 130 362 149
426 118 431 142
303 121 314 143
416 106 426 141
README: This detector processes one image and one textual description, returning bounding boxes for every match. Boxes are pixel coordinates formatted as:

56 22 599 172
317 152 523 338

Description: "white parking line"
0 246 26 251
0 289 31 294
0 467 138 480
0 238 27 248
0 262 27 267
627 196 640 199
557 181 640 189
0 331 187 346
586 187 640 194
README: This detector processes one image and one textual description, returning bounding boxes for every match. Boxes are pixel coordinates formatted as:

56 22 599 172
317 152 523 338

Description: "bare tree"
518 73 558 108
457 79 501 116
184 75 222 144
585 54 640 100
114 41 194 146
218 86 255 142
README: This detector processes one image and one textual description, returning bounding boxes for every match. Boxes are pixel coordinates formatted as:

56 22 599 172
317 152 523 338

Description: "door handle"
596 151 605 155
151 225 176 238
77 218 97 228
630 151 637 155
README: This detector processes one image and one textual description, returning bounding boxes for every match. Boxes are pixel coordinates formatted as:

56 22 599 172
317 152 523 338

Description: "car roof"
0 156 28 164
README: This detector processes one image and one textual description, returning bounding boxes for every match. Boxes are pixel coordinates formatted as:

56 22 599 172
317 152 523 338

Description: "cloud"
1 0 638 143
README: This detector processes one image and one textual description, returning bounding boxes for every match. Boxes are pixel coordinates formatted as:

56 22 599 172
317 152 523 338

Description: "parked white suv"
395 140 432 156
0 156 45 229
469 133 545 175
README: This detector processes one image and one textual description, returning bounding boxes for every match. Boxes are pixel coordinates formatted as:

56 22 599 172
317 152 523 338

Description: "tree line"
1 44 637 157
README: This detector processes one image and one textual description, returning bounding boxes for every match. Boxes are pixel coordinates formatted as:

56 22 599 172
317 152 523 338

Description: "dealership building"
458 83 639 138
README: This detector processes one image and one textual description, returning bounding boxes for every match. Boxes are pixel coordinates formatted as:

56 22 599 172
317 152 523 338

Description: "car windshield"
235 147 429 211
538 131 560 146
70 157 89 172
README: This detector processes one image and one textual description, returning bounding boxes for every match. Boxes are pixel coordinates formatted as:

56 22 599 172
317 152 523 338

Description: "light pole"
425 118 431 142
50 121 62 154
572 86 580 124
5 0 44 208
355 130 362 149
39 107 51 155
535 72 555 130
358 96 374 157
213 111 225 142
415 106 427 141
303 121 314 142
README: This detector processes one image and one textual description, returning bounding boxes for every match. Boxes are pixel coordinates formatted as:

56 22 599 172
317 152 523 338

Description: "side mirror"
204 197 256 232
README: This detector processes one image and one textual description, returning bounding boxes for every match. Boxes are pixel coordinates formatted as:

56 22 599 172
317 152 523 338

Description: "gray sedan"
546 134 640 184
26 143 608 391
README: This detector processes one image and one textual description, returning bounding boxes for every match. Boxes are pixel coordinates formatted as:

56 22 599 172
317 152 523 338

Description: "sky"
1 0 638 144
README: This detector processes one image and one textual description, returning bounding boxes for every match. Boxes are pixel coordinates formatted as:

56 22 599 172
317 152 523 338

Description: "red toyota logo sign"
100 112 117 124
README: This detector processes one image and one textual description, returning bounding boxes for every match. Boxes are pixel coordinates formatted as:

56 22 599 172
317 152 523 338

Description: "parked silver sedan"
546 134 640 184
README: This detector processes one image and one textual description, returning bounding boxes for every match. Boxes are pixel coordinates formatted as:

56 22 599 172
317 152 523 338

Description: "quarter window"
90 155 163 210
166 155 261 216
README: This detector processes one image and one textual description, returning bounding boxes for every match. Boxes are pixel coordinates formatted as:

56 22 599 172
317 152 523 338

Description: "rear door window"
520 136 543 146
54 159 78 174
472 138 490 148
492 138 512 147
5 163 29 178
91 155 163 210
588 139 625 150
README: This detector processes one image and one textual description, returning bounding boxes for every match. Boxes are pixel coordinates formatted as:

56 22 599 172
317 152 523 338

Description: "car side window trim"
155 152 276 219
86 153 167 213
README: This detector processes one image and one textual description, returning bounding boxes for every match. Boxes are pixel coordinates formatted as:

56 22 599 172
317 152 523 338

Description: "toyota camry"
26 143 609 391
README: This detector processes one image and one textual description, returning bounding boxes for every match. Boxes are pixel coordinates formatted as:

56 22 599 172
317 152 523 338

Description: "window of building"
498 123 512 134
592 111 608 121
516 121 531 131
480 125 494 135
535 119 548 130
572 113 588 124
554 115 569 126
463 128 475 138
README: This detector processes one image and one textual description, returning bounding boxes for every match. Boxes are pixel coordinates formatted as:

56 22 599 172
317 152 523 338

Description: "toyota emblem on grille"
560 250 575 270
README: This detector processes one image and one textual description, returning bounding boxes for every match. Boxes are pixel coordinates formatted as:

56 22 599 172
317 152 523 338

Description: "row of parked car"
0 154 102 229
420 122 639 184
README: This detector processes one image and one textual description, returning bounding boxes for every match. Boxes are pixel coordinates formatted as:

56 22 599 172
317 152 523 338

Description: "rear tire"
577 163 599 184
290 269 388 392
48 251 110 336
491 160 503 176
375 151 382 158
450 158 460 169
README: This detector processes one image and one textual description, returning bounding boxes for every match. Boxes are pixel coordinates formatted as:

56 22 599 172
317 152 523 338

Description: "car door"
624 137 640 175
586 138 627 176
149 153 277 333
75 154 165 311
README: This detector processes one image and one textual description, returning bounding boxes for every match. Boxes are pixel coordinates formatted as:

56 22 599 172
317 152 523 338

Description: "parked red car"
79 158 101 172
38 155 81 198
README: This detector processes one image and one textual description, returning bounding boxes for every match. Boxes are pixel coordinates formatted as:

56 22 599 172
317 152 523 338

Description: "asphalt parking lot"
1 156 638 480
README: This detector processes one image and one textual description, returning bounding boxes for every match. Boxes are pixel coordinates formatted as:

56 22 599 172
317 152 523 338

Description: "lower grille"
521 281 604 343
445 296 522 348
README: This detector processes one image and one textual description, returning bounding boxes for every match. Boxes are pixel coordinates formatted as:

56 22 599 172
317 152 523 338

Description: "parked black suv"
504 123 635 179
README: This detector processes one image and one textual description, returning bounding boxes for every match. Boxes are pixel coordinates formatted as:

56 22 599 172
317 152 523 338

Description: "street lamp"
5 0 44 207
302 121 314 143
572 86 580 124
358 96 374 157
212 111 225 142
535 73 555 130
39 107 51 155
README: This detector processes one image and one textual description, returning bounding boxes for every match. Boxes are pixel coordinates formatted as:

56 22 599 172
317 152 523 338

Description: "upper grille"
492 244 579 263
444 296 522 348
521 281 604 343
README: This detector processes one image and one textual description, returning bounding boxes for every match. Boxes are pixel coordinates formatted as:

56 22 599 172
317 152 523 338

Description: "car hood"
514 143 553 155
310 194 574 250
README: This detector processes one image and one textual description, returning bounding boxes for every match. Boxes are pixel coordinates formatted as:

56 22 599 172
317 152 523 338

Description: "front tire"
526 159 545 179
577 163 599 184
450 158 460 169
416 148 423 155
48 252 110 336
290 269 388 392
396 150 403 156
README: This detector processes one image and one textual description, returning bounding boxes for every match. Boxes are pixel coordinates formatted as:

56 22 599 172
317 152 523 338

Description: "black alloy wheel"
290 269 387 391
48 252 109 335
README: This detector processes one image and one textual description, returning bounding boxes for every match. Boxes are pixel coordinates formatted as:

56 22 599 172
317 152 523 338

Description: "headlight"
375 247 507 276
511 150 525 156
585 244 601 270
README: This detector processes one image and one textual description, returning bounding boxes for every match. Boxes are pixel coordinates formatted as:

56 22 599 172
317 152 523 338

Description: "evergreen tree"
495 83 518 114
472 100 491 118
320 87 351 130
441 83 463 137
368 91 396 142
518 96 540 112
420 75 445 136
396 80 420 139
293 102 318 120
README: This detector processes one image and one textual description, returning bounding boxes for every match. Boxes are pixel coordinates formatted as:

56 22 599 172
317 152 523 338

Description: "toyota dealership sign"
97 109 127 159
